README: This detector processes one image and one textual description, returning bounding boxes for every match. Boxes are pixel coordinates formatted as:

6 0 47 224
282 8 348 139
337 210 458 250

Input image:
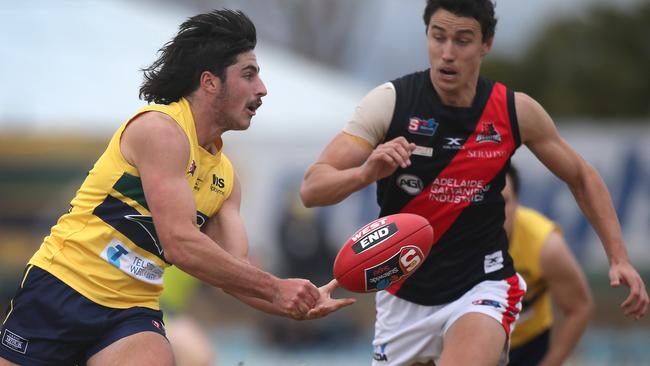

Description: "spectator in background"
504 165 594 366
277 187 335 287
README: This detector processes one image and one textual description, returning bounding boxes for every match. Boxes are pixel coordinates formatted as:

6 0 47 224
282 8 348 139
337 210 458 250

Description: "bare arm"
121 112 319 319
538 231 594 366
301 133 415 207
201 173 293 316
517 92 648 319
202 173 355 319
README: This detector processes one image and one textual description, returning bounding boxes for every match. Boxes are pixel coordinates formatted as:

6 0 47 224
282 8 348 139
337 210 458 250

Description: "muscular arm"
121 112 318 318
538 231 594 366
301 83 415 207
516 92 648 318
200 158 355 319
201 174 294 316
301 134 416 207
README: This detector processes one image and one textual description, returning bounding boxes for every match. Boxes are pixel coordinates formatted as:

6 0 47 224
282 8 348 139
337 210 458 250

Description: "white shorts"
372 274 526 366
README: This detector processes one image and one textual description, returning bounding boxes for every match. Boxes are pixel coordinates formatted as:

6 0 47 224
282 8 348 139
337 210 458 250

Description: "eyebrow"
431 25 476 36
241 64 260 73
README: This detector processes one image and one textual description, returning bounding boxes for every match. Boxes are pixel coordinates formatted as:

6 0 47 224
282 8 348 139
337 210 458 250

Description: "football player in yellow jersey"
504 165 594 366
0 9 354 366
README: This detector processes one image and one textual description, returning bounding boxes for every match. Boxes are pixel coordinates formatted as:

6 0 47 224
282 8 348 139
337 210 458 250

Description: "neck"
429 70 479 107
186 95 224 151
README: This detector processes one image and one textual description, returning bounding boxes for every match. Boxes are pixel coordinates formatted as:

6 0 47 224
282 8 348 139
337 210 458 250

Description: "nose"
441 40 455 62
257 77 268 97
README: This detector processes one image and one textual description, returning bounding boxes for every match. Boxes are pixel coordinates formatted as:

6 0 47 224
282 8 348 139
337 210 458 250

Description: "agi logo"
397 174 423 195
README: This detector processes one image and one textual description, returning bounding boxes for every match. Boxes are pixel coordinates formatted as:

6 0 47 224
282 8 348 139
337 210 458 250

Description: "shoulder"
513 91 557 145
121 111 189 166
363 82 396 103
343 83 396 147
514 91 544 118
128 111 186 141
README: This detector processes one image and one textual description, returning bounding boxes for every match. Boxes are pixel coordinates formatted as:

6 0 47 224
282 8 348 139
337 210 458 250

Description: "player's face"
214 50 267 131
426 9 492 98
502 174 518 239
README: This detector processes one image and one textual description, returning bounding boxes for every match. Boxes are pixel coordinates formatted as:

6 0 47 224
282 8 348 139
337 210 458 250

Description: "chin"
237 120 252 131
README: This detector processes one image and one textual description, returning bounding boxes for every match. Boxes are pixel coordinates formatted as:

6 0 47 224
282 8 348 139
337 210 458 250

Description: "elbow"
158 230 191 266
584 292 596 320
570 291 596 323
300 184 317 208
300 167 317 207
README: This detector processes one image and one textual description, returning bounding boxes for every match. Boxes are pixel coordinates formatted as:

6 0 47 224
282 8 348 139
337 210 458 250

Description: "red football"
333 213 434 293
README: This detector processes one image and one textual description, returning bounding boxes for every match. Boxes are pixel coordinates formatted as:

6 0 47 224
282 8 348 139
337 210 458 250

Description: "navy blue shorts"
508 328 550 366
0 265 167 366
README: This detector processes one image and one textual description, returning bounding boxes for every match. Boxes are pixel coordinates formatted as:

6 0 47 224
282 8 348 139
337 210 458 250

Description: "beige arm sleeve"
342 82 396 147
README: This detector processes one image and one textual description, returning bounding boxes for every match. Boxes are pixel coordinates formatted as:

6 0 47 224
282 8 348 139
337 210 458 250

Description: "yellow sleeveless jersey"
29 98 234 310
509 206 557 348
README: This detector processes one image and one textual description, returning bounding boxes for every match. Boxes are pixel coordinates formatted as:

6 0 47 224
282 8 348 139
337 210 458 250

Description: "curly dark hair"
139 9 257 105
422 0 497 42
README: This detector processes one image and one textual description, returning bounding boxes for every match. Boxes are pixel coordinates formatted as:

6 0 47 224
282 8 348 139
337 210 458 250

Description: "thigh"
87 331 173 366
439 312 506 366
84 305 168 362
372 291 447 366
439 274 526 366
0 357 19 366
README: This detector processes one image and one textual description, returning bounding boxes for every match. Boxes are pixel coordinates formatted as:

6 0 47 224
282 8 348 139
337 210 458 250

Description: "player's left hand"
303 279 356 320
609 261 649 320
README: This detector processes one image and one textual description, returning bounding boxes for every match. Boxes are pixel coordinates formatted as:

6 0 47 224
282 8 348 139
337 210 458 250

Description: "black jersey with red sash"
377 70 521 305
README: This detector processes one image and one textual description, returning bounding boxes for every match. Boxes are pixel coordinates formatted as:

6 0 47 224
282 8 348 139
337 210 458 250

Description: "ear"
199 71 222 94
481 36 494 57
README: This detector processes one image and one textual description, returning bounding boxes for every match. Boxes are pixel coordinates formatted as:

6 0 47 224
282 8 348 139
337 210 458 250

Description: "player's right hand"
360 136 416 184
272 278 320 320
609 261 649 319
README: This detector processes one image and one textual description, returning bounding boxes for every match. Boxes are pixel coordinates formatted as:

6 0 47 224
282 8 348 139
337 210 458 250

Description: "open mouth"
439 68 457 76
246 100 263 114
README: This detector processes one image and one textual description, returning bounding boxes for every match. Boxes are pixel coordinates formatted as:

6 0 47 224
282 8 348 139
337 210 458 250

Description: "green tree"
484 2 650 120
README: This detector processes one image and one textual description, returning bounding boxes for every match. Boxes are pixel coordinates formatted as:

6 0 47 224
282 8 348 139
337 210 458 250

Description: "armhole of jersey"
115 108 192 176
110 111 150 176
223 155 236 200
507 89 521 148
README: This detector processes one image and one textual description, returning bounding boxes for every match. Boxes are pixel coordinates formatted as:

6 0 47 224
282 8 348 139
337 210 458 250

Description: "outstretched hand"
304 279 356 320
609 261 648 319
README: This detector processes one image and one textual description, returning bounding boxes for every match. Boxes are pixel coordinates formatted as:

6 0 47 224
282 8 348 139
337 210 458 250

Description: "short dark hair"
422 0 497 42
139 9 257 105
506 163 520 196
